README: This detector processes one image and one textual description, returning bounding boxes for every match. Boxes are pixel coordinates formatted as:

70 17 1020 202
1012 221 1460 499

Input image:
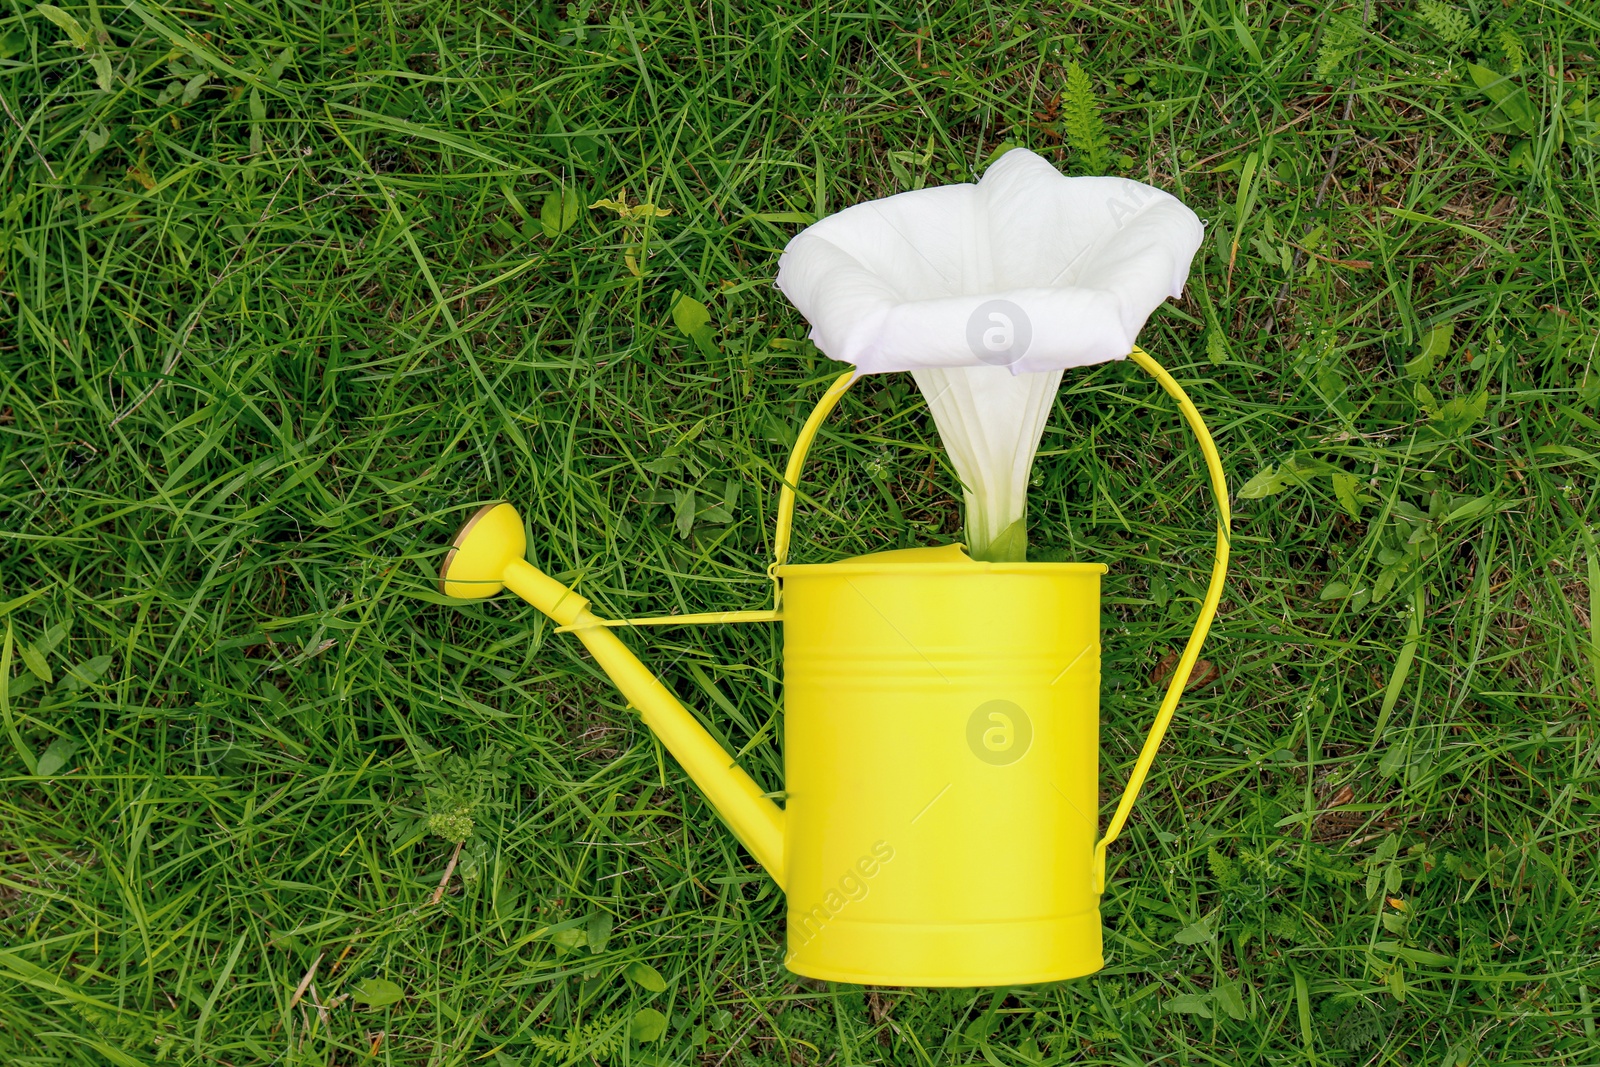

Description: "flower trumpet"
776 148 1203 559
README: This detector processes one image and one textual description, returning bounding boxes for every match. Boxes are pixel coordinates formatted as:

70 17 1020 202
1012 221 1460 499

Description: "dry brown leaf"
1150 651 1220 690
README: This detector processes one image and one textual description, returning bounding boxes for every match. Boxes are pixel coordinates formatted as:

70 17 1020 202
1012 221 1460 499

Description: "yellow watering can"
438 346 1229 986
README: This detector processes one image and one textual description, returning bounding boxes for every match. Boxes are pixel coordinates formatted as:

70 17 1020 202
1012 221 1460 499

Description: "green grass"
3 0 1600 1063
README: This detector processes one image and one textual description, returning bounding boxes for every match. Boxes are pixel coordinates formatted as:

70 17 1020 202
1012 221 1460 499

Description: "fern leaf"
1316 13 1364 80
578 1015 626 1059
1240 847 1290 883
1493 21 1525 70
1060 62 1109 174
526 1031 570 1056
1208 846 1242 890
526 1015 625 1065
1206 327 1230 365
1417 0 1476 48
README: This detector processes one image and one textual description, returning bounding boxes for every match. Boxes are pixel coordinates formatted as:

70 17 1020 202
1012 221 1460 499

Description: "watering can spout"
439 502 786 886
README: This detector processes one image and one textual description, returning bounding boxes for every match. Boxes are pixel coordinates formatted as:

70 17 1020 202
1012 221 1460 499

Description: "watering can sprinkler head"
439 502 527 600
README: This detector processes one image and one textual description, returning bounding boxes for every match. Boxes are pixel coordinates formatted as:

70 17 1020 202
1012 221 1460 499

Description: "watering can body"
437 348 1229 987
778 546 1106 983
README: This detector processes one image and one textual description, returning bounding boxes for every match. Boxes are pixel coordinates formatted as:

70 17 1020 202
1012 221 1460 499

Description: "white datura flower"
775 147 1204 560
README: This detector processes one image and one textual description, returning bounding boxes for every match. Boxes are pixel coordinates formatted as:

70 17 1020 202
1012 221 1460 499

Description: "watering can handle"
771 352 1230 896
1092 346 1231 893
770 368 858 602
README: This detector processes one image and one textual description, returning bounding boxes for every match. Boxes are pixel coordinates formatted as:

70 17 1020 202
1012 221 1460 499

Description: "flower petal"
774 148 1203 374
